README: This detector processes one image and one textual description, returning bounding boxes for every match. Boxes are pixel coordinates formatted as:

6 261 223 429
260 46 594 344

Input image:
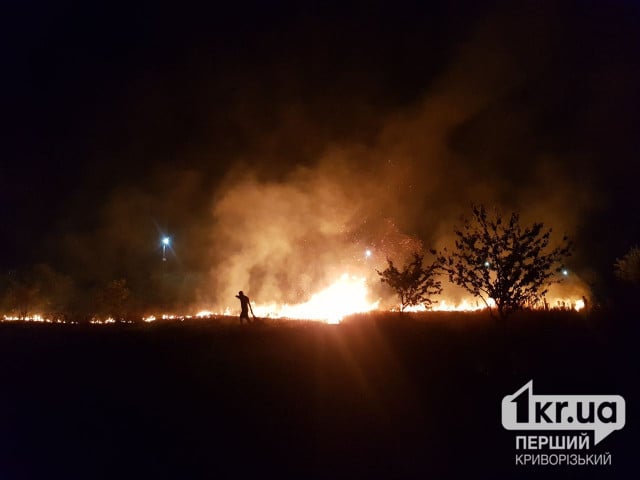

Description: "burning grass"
0 305 633 478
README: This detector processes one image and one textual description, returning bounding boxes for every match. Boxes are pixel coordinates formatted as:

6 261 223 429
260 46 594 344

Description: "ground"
0 309 637 479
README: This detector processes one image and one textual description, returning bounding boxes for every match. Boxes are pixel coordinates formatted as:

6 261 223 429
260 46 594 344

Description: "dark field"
1 310 637 479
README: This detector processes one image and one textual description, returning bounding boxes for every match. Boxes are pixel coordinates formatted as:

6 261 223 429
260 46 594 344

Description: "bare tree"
1 265 76 320
377 252 442 312
98 279 131 320
7 283 40 319
437 205 572 318
31 264 75 318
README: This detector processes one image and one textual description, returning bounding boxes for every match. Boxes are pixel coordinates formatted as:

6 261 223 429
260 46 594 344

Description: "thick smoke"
47 2 630 314
207 156 424 310
200 12 598 312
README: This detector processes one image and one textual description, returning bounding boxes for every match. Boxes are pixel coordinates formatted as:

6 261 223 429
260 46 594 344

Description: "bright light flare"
252 273 379 324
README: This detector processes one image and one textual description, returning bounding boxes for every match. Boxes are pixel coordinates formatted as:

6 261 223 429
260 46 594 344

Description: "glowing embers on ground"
2 314 69 323
1 314 80 324
252 273 380 324
0 279 587 325
434 298 496 312
404 296 585 313
402 298 495 313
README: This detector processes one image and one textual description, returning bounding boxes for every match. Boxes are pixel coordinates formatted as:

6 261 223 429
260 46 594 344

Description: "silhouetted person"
236 290 252 324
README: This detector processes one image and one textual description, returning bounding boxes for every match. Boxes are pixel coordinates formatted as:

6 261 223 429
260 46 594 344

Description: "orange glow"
406 297 497 312
0 277 589 325
251 273 379 324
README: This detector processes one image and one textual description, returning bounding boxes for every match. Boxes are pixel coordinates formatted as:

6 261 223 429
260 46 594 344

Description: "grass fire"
1 1 638 478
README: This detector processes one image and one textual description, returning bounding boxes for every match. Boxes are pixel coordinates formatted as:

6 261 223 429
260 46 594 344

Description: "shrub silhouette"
377 252 442 312
437 204 572 318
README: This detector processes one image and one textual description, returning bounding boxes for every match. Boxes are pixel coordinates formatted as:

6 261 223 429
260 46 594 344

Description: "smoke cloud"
201 13 597 311
42 2 637 313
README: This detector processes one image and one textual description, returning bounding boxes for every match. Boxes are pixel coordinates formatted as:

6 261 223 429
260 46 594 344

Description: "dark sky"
1 0 639 302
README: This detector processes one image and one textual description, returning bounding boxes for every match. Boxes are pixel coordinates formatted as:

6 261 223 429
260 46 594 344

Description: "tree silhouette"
377 252 442 312
437 205 572 318
98 279 131 320
6 282 40 319
614 245 640 284
1 265 76 320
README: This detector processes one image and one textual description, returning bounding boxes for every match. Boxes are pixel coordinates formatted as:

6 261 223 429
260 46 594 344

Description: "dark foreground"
1 310 637 479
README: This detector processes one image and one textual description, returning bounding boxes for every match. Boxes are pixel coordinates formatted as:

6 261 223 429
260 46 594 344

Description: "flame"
0 274 589 325
251 273 379 324
404 295 586 313
547 297 585 312
402 298 494 312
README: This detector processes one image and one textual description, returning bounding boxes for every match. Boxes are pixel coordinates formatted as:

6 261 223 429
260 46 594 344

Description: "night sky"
2 0 639 307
